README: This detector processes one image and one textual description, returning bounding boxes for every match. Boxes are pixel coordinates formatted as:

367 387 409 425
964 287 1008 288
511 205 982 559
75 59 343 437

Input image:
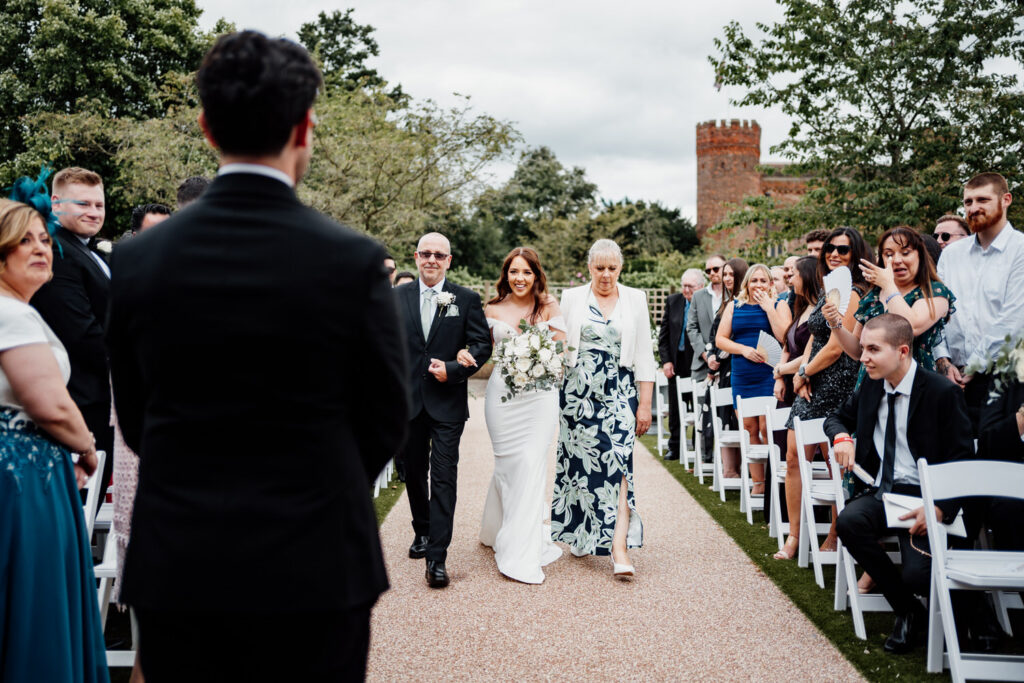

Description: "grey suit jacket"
686 286 717 380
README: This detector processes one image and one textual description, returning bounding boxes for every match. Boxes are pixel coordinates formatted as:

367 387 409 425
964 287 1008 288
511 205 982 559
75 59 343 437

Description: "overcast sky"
197 1 791 222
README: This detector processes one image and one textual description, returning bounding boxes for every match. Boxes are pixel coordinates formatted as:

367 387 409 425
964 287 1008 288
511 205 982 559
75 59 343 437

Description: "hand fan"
755 330 783 367
822 266 852 315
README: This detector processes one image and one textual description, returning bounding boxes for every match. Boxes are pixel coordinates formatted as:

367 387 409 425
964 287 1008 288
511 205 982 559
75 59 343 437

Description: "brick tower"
696 119 761 239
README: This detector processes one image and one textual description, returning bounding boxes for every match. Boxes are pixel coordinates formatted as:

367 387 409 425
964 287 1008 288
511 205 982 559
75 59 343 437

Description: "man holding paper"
825 314 973 655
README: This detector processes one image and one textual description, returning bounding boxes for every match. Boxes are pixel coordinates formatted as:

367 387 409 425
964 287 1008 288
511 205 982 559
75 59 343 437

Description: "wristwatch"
798 363 808 379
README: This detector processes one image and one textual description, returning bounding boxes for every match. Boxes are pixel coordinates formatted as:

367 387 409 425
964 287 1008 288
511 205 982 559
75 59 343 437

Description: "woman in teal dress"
0 194 109 683
552 239 657 578
823 226 955 375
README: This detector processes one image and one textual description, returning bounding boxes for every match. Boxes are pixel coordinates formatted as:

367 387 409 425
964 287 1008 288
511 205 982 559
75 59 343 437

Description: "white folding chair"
81 450 108 540
93 530 138 668
919 459 1024 683
830 447 900 639
710 386 742 499
792 418 838 588
674 376 698 469
735 395 776 524
765 406 791 546
654 372 670 456
692 380 715 484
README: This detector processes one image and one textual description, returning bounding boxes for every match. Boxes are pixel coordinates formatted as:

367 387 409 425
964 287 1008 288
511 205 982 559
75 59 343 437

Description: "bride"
457 247 564 583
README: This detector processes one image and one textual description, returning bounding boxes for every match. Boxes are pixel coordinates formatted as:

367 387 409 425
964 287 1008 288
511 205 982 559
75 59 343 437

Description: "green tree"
0 0 220 170
297 9 403 100
710 0 1024 240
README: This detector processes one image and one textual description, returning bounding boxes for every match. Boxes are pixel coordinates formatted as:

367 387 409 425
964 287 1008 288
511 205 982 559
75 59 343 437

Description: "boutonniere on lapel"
436 291 459 317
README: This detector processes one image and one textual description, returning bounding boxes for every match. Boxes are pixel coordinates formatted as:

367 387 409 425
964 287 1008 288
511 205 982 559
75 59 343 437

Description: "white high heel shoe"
611 556 635 578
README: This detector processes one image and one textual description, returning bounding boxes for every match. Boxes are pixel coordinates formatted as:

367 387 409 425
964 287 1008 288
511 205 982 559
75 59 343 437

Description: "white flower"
435 292 455 307
513 344 530 357
515 357 532 374
513 373 529 387
1013 347 1024 383
529 334 541 350
96 240 113 254
503 343 514 358
514 334 529 348
538 347 553 363
531 364 545 377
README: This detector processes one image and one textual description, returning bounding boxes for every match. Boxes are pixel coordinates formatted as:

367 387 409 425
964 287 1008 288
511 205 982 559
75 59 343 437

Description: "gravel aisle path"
367 380 863 681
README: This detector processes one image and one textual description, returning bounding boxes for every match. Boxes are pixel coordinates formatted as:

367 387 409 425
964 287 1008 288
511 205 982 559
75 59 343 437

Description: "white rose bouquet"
493 320 568 403
966 334 1024 402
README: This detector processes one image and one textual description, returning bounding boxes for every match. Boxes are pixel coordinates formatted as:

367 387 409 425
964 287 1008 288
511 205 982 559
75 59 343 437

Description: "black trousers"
404 410 465 562
136 605 372 682
666 347 694 458
837 490 932 615
963 373 993 439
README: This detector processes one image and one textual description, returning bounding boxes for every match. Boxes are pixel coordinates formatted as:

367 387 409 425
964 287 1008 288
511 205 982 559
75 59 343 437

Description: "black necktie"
875 391 898 499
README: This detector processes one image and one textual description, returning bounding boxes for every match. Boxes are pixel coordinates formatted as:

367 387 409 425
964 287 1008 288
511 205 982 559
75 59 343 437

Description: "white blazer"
560 283 657 383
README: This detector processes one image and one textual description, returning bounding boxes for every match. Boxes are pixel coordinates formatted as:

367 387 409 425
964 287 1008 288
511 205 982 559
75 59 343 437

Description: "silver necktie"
421 289 436 338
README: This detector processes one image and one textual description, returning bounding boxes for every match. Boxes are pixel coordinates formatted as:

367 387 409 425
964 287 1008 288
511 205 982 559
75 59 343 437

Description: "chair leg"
834 542 848 611
936 578 965 682
798 501 810 569
993 590 1014 636
926 573 944 673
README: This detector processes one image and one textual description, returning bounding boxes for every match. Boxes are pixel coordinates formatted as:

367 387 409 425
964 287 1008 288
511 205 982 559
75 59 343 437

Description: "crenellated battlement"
696 119 761 149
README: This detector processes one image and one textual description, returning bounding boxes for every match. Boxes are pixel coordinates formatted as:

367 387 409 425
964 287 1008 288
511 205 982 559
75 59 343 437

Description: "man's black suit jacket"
824 366 973 521
106 173 409 612
979 380 1024 463
396 279 491 422
658 293 686 366
31 227 110 409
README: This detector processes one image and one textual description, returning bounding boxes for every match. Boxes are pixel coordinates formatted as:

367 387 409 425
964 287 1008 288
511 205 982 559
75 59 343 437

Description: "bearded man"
935 172 1024 434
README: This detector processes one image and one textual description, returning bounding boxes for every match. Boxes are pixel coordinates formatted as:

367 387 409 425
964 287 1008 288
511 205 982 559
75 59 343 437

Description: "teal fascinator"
7 166 63 256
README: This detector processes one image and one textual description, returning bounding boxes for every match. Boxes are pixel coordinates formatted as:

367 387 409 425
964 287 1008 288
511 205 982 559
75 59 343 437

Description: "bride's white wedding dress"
479 317 565 584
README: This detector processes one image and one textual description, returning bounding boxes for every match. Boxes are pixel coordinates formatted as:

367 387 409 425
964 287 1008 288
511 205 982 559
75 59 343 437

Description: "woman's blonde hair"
736 263 772 304
0 200 47 274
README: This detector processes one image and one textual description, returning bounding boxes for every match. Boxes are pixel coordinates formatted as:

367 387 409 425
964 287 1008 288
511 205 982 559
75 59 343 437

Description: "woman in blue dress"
714 264 792 488
553 239 657 578
0 195 109 683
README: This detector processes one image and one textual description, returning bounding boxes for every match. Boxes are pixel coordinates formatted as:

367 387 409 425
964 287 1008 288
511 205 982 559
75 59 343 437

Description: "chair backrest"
711 386 733 409
765 407 791 436
736 395 776 423
792 416 828 449
918 459 1024 502
82 449 108 539
676 377 694 397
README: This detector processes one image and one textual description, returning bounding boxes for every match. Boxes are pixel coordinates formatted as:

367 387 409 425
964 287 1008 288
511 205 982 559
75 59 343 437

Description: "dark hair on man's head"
863 313 913 350
130 203 172 232
804 229 831 244
965 172 1009 196
197 31 322 156
176 176 210 207
394 270 416 284
935 214 969 235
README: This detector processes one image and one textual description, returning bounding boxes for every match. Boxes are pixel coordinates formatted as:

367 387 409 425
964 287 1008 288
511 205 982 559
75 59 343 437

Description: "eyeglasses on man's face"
416 251 450 261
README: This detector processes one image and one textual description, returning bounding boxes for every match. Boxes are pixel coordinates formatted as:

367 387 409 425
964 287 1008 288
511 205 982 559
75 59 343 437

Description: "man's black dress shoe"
426 560 449 588
408 536 429 559
884 605 925 654
664 452 679 461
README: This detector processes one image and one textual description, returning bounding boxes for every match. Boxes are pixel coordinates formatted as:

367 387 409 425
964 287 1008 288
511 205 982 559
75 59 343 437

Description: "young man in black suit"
30 166 115 497
825 314 973 655
106 31 409 680
396 232 491 588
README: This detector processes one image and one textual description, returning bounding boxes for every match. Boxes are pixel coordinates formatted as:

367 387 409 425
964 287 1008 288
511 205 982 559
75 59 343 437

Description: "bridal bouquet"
967 334 1024 402
493 320 567 403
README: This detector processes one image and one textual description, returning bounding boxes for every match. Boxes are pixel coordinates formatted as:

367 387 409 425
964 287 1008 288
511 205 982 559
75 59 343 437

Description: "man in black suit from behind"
30 166 115 496
825 314 973 655
106 31 408 681
658 268 704 460
396 232 491 588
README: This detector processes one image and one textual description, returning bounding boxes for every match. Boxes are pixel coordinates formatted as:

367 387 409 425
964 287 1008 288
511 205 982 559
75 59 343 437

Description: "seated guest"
826 314 973 654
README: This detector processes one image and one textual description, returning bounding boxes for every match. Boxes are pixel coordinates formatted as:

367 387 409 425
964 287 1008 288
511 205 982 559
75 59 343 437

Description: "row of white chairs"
651 383 1024 681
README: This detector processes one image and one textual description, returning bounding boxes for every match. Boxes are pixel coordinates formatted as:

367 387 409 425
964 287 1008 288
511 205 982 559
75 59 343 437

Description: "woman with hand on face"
551 239 656 578
0 196 108 682
775 227 872 559
459 247 566 584
715 264 792 491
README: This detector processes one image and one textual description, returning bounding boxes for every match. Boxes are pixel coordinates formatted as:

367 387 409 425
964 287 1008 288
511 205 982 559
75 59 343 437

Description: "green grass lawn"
373 470 405 526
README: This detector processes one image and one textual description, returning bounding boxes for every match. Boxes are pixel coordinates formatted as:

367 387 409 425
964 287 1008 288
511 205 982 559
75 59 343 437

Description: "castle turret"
696 119 761 238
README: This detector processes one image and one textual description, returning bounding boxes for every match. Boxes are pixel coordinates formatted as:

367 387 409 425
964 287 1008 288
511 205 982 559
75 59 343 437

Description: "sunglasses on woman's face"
823 244 852 256
705 266 722 274
934 231 966 242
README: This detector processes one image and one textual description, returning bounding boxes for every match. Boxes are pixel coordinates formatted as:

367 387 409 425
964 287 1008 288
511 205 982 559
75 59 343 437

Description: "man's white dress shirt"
872 361 919 487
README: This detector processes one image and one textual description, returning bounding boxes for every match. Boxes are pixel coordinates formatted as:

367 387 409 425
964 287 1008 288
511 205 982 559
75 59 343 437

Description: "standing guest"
30 166 114 505
686 254 726 384
715 264 792 492
783 255 799 287
130 203 172 235
0 195 108 682
776 227 872 559
827 314 972 655
804 229 831 258
396 232 491 588
771 266 788 297
175 176 210 208
823 226 954 373
936 172 1024 433
658 267 705 461
383 252 397 285
393 270 415 287
107 31 409 681
977 377 1024 550
553 238 656 577
933 214 970 250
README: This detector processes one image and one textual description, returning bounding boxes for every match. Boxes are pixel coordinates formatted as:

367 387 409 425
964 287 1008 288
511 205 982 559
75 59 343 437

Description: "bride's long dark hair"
488 247 549 323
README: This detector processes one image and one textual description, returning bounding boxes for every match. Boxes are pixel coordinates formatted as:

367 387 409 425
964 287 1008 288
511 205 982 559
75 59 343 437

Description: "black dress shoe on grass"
426 560 449 588
409 535 429 559
664 452 679 461
884 605 925 654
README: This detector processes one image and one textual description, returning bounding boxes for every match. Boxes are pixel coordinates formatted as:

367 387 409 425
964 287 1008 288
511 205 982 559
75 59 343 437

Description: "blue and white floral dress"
551 292 643 556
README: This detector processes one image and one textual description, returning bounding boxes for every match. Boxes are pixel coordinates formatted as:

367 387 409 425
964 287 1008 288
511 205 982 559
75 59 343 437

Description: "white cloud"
196 0 793 221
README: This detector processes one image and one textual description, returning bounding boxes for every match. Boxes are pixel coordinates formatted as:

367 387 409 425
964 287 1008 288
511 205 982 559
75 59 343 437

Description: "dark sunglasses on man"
823 244 852 256
416 250 449 261
705 266 721 274
934 231 966 243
